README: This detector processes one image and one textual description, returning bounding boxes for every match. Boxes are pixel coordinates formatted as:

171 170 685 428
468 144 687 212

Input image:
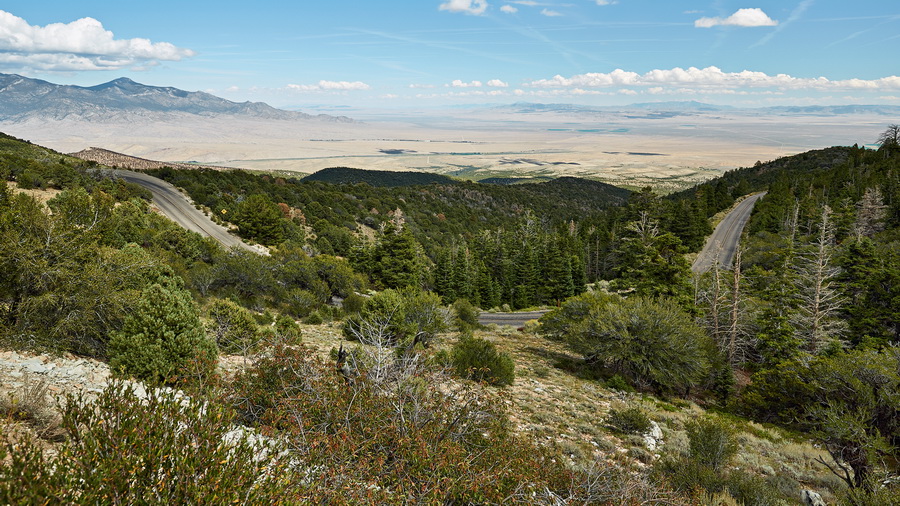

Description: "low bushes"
450 333 515 386
540 293 715 394
605 407 652 435
0 383 293 504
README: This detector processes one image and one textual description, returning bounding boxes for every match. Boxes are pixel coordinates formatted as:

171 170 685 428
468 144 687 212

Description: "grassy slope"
298 320 840 501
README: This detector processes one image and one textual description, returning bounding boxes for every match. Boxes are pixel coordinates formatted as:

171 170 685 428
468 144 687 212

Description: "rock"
801 489 826 506
643 421 664 451
22 358 48 374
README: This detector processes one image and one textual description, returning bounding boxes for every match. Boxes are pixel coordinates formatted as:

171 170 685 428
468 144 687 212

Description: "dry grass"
1 375 63 442
7 181 62 203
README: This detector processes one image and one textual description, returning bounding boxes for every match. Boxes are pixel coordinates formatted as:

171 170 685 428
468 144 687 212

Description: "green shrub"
451 334 515 386
341 292 366 315
539 291 614 341
16 169 44 189
253 309 275 325
686 417 738 472
606 407 652 435
343 288 447 349
0 383 293 503
605 374 635 392
654 458 723 498
721 472 784 506
303 311 324 325
652 415 774 504
547 294 714 394
274 314 302 343
109 281 217 384
207 299 260 354
284 288 320 318
451 298 481 331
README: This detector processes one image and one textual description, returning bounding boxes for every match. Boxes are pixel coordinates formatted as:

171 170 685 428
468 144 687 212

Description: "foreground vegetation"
2 127 900 504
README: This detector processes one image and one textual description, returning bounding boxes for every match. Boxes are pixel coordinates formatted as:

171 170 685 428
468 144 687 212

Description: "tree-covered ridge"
147 165 630 250
302 166 457 186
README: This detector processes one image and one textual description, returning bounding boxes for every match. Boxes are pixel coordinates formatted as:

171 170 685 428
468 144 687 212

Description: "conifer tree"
233 194 284 245
109 279 217 384
610 212 691 303
369 224 428 290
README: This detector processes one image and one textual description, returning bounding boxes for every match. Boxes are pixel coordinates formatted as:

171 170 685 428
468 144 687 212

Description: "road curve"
104 169 258 253
692 192 767 274
478 310 551 328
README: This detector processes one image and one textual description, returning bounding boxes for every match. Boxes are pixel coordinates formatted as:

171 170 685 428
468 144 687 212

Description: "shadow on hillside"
523 346 607 382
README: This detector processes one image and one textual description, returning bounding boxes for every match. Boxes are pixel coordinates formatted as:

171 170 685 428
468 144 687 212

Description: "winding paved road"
692 192 766 274
105 169 257 253
478 310 550 328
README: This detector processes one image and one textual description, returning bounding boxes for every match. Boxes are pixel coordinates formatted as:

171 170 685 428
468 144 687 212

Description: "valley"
0 71 890 193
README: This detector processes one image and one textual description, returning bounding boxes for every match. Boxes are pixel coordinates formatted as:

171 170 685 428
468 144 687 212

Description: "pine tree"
369 224 427 290
109 280 217 384
233 194 284 245
610 212 692 303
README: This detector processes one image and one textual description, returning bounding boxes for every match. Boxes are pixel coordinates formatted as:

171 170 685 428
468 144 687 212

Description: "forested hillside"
2 128 900 504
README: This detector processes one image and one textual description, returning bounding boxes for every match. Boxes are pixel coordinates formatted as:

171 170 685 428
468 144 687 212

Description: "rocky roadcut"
0 350 169 409
1 350 114 399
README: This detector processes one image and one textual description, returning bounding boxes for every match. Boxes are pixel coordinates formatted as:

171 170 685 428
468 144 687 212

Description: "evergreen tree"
610 212 692 304
368 224 428 290
109 279 217 384
233 194 284 245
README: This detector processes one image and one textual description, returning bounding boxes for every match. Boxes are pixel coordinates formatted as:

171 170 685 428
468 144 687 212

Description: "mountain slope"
0 73 351 123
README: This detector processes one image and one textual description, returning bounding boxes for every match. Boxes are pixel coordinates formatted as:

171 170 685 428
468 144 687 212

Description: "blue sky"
1 1 898 108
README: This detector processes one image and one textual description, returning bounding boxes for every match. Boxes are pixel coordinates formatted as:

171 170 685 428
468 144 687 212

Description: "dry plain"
3 106 889 191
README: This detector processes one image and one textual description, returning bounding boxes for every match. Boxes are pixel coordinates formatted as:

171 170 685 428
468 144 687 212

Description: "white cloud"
0 10 194 71
596 1 618 5
449 79 483 87
511 1 538 5
487 79 509 87
695 8 778 28
500 5 518 13
409 83 436 89
541 9 563 17
527 66 900 93
438 0 488 15
287 80 371 92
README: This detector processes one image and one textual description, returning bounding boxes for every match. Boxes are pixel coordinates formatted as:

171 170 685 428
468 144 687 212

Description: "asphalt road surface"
107 169 257 253
478 310 551 328
692 192 767 274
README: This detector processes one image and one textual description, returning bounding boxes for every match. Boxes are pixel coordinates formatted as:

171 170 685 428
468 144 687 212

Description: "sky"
1 1 899 109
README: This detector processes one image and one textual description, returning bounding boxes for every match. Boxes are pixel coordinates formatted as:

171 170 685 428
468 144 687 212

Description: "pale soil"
1 109 886 192
7 181 61 203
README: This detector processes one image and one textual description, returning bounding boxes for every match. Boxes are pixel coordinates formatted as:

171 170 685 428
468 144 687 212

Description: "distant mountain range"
0 73 352 123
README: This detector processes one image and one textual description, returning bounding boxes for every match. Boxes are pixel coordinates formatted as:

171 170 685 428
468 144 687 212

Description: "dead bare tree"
698 245 755 366
792 205 846 354
853 187 888 239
